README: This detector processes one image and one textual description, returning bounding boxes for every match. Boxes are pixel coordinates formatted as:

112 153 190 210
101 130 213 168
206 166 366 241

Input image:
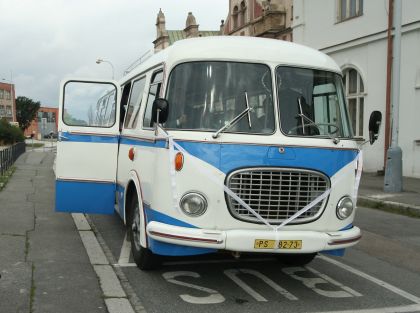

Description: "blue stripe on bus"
116 183 125 217
321 249 346 256
64 132 357 178
119 137 166 148
61 132 119 144
55 180 116 214
144 206 197 229
143 205 216 256
339 223 353 231
120 137 357 178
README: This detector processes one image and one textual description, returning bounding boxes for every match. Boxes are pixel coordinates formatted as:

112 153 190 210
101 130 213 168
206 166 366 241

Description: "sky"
0 0 228 107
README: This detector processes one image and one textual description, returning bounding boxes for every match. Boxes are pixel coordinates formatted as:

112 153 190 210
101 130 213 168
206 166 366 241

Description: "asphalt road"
89 207 420 313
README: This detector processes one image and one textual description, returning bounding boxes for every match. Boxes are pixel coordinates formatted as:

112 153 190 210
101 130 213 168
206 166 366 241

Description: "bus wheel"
277 253 317 266
128 195 161 270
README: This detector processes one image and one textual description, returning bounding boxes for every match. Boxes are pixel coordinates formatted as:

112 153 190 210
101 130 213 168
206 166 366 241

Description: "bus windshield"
165 62 275 134
276 66 353 138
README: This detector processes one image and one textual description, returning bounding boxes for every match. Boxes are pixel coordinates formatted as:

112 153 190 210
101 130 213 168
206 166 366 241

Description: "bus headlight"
336 196 354 220
180 192 207 217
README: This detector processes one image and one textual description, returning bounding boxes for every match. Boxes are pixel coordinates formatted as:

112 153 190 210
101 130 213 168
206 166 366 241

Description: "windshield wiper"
244 91 252 129
213 92 252 139
297 97 340 144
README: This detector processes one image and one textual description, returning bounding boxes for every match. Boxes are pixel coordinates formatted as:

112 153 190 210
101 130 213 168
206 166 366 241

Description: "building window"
240 1 247 27
0 106 5 116
232 5 239 30
338 0 363 22
343 68 365 136
0 89 3 99
6 107 12 117
5 91 11 100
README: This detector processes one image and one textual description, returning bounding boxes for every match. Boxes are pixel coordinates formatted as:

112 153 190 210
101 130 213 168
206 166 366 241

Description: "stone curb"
358 196 420 218
72 213 136 313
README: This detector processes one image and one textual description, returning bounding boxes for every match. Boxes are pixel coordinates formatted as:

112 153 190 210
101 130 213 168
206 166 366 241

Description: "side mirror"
151 98 169 124
368 111 382 145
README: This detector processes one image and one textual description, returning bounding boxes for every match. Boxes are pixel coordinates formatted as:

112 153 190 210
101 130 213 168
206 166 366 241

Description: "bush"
0 118 25 145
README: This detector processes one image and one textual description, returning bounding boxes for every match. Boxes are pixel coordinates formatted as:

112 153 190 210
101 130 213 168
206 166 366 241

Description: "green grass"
0 166 15 191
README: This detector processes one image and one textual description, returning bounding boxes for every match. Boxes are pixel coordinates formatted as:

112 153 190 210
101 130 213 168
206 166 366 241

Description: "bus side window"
120 83 131 130
143 70 163 129
124 77 147 129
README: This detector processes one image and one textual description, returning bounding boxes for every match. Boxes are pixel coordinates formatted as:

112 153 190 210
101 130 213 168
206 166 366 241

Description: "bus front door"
55 79 121 214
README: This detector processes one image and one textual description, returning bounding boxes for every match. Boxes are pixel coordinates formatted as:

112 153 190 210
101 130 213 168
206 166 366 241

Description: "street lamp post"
96 58 115 79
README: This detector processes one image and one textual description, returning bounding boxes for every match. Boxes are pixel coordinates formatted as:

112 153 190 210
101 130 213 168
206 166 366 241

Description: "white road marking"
283 267 356 298
315 303 420 313
224 269 298 302
118 232 132 265
163 271 225 304
113 263 138 268
319 255 420 304
306 266 362 297
225 269 266 302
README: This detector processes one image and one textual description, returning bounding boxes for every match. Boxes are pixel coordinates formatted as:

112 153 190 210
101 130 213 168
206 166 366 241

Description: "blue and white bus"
55 37 381 269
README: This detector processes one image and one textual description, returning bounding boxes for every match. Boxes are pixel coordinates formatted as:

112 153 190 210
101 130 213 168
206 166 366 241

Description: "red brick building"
24 107 59 140
222 0 293 41
0 82 17 123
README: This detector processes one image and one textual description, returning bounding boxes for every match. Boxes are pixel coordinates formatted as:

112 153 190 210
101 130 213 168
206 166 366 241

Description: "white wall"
398 29 420 177
293 0 419 49
293 0 420 177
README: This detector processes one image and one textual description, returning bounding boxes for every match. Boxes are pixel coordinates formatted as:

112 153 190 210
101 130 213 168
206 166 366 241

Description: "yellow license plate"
254 239 302 249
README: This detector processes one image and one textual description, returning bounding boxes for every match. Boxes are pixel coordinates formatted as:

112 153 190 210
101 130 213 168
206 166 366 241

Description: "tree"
0 118 24 144
16 96 41 131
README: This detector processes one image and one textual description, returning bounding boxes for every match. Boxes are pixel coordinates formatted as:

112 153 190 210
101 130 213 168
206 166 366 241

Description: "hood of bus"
171 131 358 178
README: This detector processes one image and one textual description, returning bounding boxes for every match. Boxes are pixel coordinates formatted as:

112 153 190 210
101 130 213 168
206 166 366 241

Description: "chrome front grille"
226 168 330 224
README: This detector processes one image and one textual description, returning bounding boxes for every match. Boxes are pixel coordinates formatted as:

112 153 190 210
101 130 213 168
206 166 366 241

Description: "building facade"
154 10 220 52
292 0 420 177
0 82 16 123
223 0 293 41
24 107 58 140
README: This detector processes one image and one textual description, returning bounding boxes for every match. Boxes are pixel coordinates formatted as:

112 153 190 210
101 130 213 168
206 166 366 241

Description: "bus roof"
122 36 341 83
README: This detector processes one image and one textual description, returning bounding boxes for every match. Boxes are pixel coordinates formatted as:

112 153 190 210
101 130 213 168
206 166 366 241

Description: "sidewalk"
358 172 420 217
0 150 106 313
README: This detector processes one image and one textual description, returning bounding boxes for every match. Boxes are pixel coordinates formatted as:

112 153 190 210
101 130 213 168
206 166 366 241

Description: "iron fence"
0 142 26 176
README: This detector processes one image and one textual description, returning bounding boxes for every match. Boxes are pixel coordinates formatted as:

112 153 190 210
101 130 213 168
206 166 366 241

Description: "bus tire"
128 194 161 270
277 253 317 266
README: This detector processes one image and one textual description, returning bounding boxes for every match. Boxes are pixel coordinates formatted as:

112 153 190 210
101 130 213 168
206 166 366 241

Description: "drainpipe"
384 0 403 192
384 0 393 170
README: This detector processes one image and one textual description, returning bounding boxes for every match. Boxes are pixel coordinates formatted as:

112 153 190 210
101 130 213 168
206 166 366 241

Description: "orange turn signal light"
128 147 135 161
175 152 184 171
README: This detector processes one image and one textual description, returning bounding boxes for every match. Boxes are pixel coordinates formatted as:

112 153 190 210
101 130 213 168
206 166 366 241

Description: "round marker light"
180 192 207 217
336 196 354 220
